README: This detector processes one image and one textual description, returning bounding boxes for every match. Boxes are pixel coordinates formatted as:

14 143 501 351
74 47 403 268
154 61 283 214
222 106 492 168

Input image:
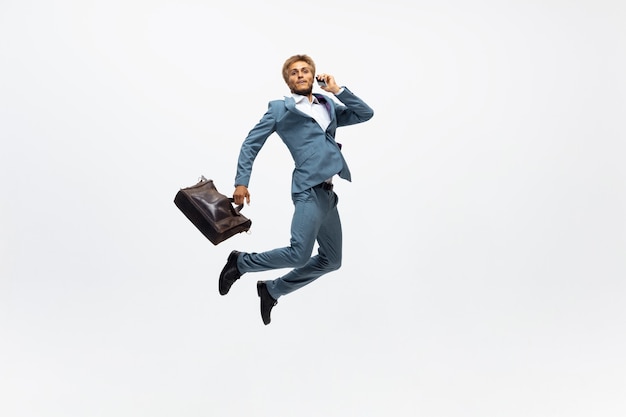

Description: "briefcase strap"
228 198 244 213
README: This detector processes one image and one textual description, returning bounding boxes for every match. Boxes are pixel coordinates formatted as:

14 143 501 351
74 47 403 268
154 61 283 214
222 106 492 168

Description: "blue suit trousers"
236 185 342 299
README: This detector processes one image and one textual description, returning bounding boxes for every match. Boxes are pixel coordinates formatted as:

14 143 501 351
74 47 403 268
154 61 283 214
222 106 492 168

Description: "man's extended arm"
233 104 277 205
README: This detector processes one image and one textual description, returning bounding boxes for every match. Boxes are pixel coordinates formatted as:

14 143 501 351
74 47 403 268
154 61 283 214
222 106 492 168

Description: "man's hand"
317 73 341 95
233 185 250 205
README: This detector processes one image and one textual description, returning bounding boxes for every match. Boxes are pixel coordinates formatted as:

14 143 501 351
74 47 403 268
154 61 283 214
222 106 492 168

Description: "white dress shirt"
293 94 331 131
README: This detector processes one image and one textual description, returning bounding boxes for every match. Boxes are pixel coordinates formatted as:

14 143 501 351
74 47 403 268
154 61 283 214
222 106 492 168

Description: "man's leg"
265 188 342 298
236 188 322 273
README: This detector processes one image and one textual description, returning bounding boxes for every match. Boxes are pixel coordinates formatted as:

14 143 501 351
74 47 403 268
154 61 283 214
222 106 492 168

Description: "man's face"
287 61 314 95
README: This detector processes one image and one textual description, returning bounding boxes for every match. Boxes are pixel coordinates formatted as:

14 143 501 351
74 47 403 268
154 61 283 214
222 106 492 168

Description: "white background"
2 1 625 416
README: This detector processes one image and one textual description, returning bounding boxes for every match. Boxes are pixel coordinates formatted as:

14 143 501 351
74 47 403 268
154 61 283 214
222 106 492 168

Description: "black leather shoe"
257 281 277 325
219 250 242 295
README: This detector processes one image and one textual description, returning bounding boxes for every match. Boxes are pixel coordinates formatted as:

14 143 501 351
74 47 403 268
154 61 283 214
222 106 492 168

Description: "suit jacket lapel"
286 95 335 121
284 96 308 118
284 96 296 111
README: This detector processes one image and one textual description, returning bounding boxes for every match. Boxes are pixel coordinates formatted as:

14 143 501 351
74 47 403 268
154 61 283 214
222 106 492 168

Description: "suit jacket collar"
284 94 334 121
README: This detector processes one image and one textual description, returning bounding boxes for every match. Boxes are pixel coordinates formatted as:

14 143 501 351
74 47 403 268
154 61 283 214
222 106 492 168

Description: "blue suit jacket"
235 87 374 194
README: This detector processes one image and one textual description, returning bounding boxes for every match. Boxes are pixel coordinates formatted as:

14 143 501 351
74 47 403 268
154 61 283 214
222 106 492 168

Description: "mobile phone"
317 77 327 87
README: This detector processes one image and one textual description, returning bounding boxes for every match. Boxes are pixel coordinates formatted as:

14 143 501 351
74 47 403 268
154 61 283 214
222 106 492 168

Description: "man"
219 54 374 325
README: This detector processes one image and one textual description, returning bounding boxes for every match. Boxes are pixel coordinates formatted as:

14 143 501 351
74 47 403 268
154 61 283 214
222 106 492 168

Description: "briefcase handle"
196 175 245 213
228 198 245 214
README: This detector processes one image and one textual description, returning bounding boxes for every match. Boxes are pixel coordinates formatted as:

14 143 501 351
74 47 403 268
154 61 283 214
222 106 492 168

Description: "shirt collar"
292 93 320 105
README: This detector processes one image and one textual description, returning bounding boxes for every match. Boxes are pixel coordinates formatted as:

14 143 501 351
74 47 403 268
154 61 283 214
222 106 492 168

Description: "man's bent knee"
288 248 313 268
322 257 341 272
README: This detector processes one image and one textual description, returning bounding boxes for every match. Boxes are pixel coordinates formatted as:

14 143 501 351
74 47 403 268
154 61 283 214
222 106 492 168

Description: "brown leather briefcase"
174 176 251 245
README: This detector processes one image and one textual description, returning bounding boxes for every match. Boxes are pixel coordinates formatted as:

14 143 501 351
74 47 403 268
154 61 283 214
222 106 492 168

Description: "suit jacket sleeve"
234 102 278 188
334 87 374 127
